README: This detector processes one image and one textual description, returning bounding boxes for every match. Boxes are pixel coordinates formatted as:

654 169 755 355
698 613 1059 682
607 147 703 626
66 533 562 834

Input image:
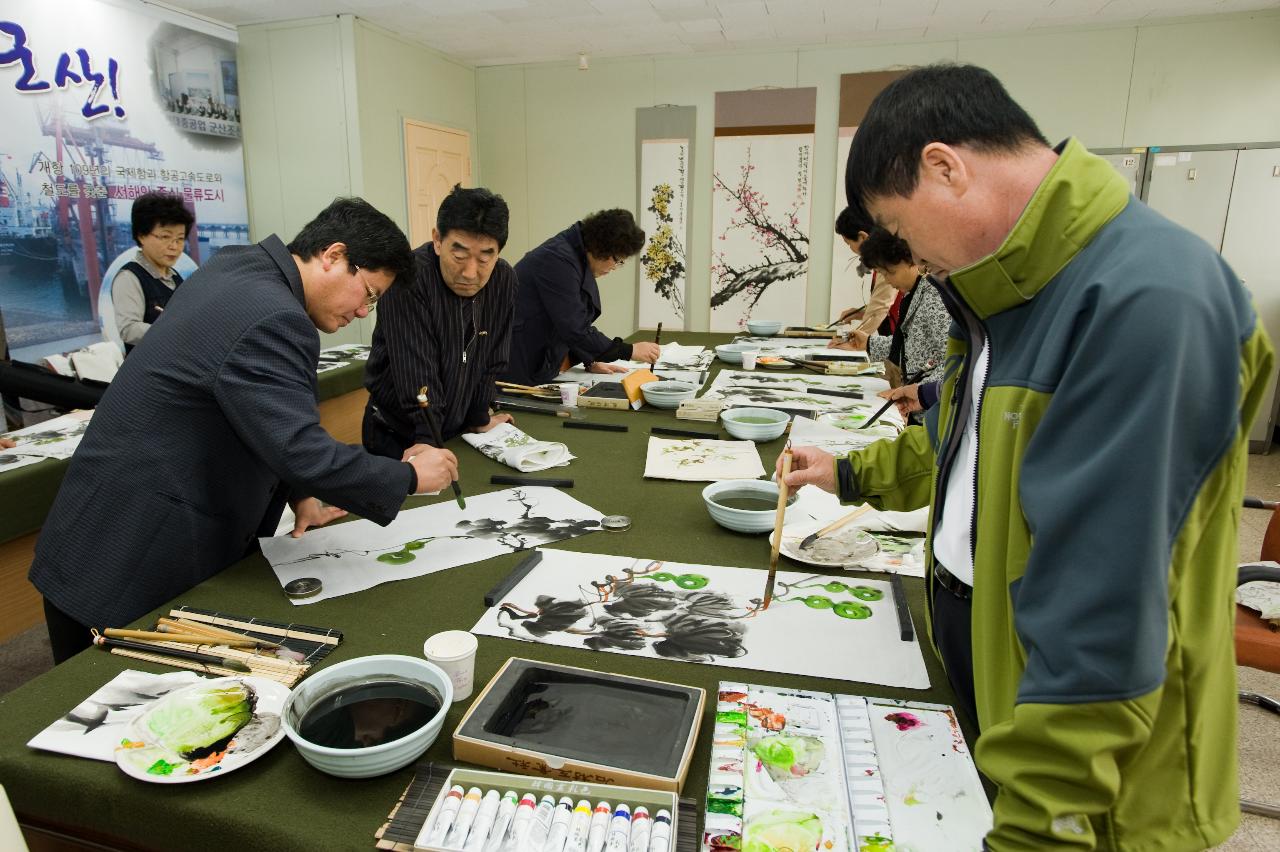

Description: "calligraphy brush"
797 504 874 551
93 634 252 672
155 618 306 663
105 628 259 648
763 448 793 610
821 306 863 329
654 322 663 345
859 361 936 430
417 385 465 510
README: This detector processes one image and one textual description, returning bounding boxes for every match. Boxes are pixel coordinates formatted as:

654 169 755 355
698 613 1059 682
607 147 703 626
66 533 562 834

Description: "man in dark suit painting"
29 198 460 663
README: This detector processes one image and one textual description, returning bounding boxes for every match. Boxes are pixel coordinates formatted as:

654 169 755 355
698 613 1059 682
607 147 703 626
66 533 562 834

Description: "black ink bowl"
454 658 704 792
281 655 453 778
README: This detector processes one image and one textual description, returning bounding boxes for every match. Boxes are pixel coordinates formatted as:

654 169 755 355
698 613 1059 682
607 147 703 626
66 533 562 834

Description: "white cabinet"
1221 147 1280 450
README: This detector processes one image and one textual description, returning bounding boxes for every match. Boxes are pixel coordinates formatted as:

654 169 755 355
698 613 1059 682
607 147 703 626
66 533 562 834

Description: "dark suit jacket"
29 235 415 629
503 223 628 386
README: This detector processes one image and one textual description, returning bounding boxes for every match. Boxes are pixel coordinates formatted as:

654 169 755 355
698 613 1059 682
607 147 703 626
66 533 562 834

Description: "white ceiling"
160 0 1280 67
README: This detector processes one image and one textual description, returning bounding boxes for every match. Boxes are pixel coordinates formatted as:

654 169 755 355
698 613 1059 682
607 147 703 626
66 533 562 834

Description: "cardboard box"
415 766 680 852
453 658 704 793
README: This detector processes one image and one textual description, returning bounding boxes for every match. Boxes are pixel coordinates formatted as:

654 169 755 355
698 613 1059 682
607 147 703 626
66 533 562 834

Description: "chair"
1236 497 1280 820
1238 497 1280 673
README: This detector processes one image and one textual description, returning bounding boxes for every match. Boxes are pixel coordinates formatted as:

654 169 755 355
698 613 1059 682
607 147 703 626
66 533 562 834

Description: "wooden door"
403 119 471 247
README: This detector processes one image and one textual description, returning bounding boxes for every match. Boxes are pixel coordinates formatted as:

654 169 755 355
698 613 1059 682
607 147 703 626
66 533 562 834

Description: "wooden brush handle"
105 628 256 647
814 504 874 539
771 453 793 563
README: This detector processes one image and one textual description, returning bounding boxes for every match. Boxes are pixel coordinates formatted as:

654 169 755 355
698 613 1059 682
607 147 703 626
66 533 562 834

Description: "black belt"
932 562 972 601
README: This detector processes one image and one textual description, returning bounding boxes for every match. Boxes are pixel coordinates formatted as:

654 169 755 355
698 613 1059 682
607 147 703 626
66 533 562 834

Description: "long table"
0 332 966 851
0 360 369 643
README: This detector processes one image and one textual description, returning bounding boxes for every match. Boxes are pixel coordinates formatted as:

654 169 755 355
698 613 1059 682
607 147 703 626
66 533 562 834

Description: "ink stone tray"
453 658 704 793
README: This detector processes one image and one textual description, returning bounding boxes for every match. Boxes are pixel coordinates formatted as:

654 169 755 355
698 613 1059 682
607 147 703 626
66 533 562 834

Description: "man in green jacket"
785 64 1273 850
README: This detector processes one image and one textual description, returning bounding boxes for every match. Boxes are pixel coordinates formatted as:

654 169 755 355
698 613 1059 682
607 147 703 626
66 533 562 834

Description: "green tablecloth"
0 361 367 546
0 333 965 851
316 358 369 400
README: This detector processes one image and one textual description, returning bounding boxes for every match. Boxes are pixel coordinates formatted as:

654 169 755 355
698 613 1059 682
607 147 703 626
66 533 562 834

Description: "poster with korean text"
0 0 250 360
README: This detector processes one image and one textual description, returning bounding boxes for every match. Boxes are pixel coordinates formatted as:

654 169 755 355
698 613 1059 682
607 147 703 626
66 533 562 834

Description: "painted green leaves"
785 579 882 620
376 538 432 564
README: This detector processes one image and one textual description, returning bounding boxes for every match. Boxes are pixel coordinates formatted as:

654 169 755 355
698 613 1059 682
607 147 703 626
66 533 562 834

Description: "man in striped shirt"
362 186 516 461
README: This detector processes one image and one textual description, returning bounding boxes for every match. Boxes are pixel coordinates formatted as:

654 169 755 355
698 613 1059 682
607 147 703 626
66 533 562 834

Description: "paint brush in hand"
860 360 936 429
417 385 466 510
822 306 863 329
654 322 663 345
763 449 792 610
798 504 874 551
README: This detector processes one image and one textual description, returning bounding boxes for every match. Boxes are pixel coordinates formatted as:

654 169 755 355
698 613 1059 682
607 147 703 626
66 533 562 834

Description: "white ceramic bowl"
715 343 757 365
702 479 797 534
281 654 453 778
641 380 698 409
746 320 783 336
721 407 790 442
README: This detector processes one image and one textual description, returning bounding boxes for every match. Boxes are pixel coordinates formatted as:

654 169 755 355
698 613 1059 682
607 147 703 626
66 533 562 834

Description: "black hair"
131 192 194 245
436 185 510 250
579 209 645 260
834 204 872 241
287 197 412 279
846 63 1049 207
857 228 915 272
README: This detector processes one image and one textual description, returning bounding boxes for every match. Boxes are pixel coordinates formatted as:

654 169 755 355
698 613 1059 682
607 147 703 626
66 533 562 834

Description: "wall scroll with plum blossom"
709 87 816 332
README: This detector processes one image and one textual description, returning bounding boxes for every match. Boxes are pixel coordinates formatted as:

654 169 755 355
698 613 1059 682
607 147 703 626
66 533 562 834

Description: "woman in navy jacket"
503 209 659 385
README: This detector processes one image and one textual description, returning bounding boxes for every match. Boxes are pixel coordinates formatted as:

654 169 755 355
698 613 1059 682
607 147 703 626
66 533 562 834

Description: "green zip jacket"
840 139 1274 850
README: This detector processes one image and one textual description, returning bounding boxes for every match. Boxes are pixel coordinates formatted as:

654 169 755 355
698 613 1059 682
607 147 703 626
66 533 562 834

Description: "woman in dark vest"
113 192 195 353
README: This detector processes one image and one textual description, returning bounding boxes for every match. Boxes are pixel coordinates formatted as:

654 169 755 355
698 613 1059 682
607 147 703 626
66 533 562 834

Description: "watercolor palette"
114 675 289 784
454 658 704 793
701 683 990 852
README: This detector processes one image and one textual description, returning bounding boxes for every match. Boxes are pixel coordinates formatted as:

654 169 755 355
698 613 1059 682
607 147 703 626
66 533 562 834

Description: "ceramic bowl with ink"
641 381 697 410
702 479 798 534
714 343 757 365
746 319 783 336
720 407 790 442
281 654 453 778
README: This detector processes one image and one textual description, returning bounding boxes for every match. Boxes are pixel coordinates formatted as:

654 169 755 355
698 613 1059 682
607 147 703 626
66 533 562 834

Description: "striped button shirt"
363 243 516 445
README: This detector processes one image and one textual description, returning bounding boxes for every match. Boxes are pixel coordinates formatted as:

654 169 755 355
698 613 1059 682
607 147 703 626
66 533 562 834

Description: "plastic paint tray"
453 658 704 792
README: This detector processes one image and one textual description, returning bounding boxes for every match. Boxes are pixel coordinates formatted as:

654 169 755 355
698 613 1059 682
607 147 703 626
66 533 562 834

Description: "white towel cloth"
462 422 574 472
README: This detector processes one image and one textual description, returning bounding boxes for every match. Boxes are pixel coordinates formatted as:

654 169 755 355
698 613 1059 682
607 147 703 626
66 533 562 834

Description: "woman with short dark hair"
503 208 655 385
113 192 195 352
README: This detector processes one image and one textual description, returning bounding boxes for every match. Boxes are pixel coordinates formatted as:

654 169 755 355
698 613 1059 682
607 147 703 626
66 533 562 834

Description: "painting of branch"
0 411 93 470
260 488 605 605
702 371 895 417
709 135 814 332
470 548 928 688
787 411 904 454
643 436 766 481
638 139 689 330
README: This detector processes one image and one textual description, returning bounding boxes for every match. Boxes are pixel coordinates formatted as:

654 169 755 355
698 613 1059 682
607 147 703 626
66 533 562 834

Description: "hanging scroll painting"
638 139 690 330
709 88 816 332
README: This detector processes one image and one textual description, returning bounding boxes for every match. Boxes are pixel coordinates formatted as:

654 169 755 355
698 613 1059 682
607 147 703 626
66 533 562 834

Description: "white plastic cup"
559 383 580 407
423 630 479 702
740 350 759 371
